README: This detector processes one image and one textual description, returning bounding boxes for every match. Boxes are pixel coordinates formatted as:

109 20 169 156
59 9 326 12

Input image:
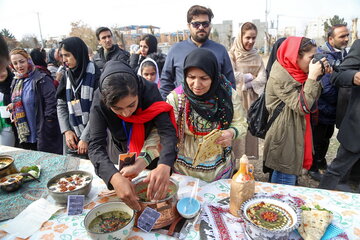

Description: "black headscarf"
142 34 158 55
0 68 13 105
30 48 47 68
183 48 233 129
265 37 286 79
56 37 90 99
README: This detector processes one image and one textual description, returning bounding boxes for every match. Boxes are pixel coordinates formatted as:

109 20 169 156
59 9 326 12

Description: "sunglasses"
190 21 210 29
300 39 316 48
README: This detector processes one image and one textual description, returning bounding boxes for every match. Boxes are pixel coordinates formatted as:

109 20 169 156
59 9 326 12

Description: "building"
212 20 233 49
305 16 329 45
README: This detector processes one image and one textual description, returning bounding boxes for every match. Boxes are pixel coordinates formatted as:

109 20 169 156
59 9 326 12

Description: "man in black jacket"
319 39 360 192
93 27 130 71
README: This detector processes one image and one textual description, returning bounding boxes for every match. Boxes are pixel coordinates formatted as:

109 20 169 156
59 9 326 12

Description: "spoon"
20 172 40 182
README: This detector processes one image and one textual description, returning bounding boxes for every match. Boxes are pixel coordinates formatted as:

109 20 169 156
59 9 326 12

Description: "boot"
318 172 340 190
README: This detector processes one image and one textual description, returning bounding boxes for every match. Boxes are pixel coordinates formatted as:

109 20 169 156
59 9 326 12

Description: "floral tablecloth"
1 145 360 240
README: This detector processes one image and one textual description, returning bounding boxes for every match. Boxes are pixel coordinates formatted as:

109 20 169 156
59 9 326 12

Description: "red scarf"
117 101 177 156
277 36 313 170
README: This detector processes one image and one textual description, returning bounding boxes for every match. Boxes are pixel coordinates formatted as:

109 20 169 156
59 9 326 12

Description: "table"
1 145 360 240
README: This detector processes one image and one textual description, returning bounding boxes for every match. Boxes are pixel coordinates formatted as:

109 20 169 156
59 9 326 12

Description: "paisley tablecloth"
1 145 360 240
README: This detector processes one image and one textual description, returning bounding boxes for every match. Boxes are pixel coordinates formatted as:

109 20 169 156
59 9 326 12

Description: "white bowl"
177 197 200 219
240 196 301 240
84 202 135 240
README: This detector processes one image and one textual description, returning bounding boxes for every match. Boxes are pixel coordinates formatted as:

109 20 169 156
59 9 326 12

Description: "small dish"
0 173 24 192
177 197 201 219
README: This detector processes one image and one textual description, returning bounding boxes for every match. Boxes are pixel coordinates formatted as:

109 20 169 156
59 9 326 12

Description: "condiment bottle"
229 154 255 217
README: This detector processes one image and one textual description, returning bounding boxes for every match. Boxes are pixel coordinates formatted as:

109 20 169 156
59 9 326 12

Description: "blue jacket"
316 42 347 125
159 38 235 99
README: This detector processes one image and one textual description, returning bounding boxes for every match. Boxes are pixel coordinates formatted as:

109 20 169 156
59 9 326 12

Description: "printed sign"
67 195 85 215
137 207 161 232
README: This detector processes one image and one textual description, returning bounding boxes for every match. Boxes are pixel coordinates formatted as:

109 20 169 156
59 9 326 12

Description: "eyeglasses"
190 21 210 29
300 39 316 48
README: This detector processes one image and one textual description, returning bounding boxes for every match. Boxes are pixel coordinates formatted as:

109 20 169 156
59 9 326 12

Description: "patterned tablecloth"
1 145 360 240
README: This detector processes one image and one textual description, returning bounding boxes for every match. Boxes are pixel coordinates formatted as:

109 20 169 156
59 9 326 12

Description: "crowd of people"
1 4 360 210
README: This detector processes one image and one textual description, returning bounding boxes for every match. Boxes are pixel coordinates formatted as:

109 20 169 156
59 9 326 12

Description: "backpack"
247 92 285 139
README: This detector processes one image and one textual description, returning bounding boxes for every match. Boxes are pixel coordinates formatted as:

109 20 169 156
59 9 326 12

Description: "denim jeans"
271 170 297 185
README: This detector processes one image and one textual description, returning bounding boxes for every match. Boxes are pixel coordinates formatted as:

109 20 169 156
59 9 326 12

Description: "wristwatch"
139 152 152 165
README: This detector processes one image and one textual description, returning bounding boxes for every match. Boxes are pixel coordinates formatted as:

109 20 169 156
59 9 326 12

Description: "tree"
323 15 347 39
69 21 98 50
0 28 15 39
19 34 40 49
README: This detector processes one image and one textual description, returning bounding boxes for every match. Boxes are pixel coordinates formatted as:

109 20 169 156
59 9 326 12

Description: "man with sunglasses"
159 5 235 99
309 24 349 182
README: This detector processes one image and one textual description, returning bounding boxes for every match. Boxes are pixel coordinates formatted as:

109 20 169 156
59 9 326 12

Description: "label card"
137 207 161 232
118 152 136 170
71 99 82 117
67 195 85 215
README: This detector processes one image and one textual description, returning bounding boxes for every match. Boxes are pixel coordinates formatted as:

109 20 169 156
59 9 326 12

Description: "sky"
0 0 359 41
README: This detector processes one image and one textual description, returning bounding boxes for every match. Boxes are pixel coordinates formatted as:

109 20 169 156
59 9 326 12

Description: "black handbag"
247 92 285 139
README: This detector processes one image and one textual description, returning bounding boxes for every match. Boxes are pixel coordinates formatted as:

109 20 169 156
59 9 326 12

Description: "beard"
191 30 209 43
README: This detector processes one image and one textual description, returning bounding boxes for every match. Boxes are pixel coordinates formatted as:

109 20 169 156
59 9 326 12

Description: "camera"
312 52 341 72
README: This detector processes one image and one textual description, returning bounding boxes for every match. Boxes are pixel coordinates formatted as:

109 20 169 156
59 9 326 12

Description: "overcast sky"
0 0 359 40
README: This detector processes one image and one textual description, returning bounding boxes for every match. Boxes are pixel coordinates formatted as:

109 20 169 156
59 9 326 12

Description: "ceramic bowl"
47 170 93 204
84 202 135 240
177 197 201 219
0 155 17 179
0 173 24 192
240 196 301 240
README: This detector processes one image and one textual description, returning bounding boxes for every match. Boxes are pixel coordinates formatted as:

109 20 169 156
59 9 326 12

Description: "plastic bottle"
229 155 255 217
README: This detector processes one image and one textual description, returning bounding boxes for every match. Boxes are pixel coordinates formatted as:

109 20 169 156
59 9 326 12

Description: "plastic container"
177 197 201 219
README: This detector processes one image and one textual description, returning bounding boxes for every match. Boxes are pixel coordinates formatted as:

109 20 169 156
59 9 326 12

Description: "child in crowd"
137 58 160 87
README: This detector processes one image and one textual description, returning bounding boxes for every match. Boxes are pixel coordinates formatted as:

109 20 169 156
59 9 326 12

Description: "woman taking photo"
88 60 177 210
264 36 330 185
9 48 62 153
56 37 100 157
130 34 158 73
229 22 267 160
167 48 247 182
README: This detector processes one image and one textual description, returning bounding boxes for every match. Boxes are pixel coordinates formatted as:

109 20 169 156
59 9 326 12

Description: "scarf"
277 36 313 170
10 59 35 143
183 48 233 130
66 62 96 138
137 57 160 84
117 101 177 155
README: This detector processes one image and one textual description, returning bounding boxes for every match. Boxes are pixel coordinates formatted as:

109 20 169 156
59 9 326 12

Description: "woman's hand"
215 129 234 147
77 140 88 155
120 158 147 180
6 103 14 122
64 130 78 150
110 172 141 211
143 164 171 201
308 57 331 80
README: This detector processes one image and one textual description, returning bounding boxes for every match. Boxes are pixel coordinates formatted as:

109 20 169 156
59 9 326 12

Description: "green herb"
300 205 332 214
20 165 39 173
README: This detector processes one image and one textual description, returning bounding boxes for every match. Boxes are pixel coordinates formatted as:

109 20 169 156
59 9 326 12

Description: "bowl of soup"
0 155 17 179
0 173 24 192
84 202 135 240
240 196 301 240
47 170 93 204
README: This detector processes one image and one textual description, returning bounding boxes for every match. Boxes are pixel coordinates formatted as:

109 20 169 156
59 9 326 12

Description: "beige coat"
264 61 322 175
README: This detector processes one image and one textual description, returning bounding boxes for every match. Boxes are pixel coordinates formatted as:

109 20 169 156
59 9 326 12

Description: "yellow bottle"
229 155 255 217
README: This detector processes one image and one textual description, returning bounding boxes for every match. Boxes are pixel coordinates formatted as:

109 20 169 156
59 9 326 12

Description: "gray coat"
264 61 321 175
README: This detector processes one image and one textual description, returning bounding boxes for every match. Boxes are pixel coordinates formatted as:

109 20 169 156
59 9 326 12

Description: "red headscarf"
117 101 177 156
276 36 313 170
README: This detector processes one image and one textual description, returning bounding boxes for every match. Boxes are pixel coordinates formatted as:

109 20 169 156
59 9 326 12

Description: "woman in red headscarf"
263 36 331 185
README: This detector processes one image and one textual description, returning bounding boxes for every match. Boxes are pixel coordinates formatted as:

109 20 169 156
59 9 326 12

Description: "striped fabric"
65 62 96 137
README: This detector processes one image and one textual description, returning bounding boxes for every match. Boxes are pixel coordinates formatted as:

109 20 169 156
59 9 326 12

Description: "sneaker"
308 170 323 181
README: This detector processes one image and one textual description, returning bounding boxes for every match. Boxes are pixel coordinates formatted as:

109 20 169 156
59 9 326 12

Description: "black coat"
330 39 360 153
88 61 177 189
93 44 130 72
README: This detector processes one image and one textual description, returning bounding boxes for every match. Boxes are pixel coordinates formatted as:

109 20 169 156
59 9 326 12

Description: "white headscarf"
137 57 160 84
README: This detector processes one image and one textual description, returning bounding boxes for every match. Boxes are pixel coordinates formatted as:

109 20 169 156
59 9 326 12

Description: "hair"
298 37 317 58
141 61 156 74
187 5 214 23
0 35 9 68
140 34 158 55
241 22 258 35
327 24 348 40
101 72 138 108
10 48 30 59
96 27 112 40
30 48 47 68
